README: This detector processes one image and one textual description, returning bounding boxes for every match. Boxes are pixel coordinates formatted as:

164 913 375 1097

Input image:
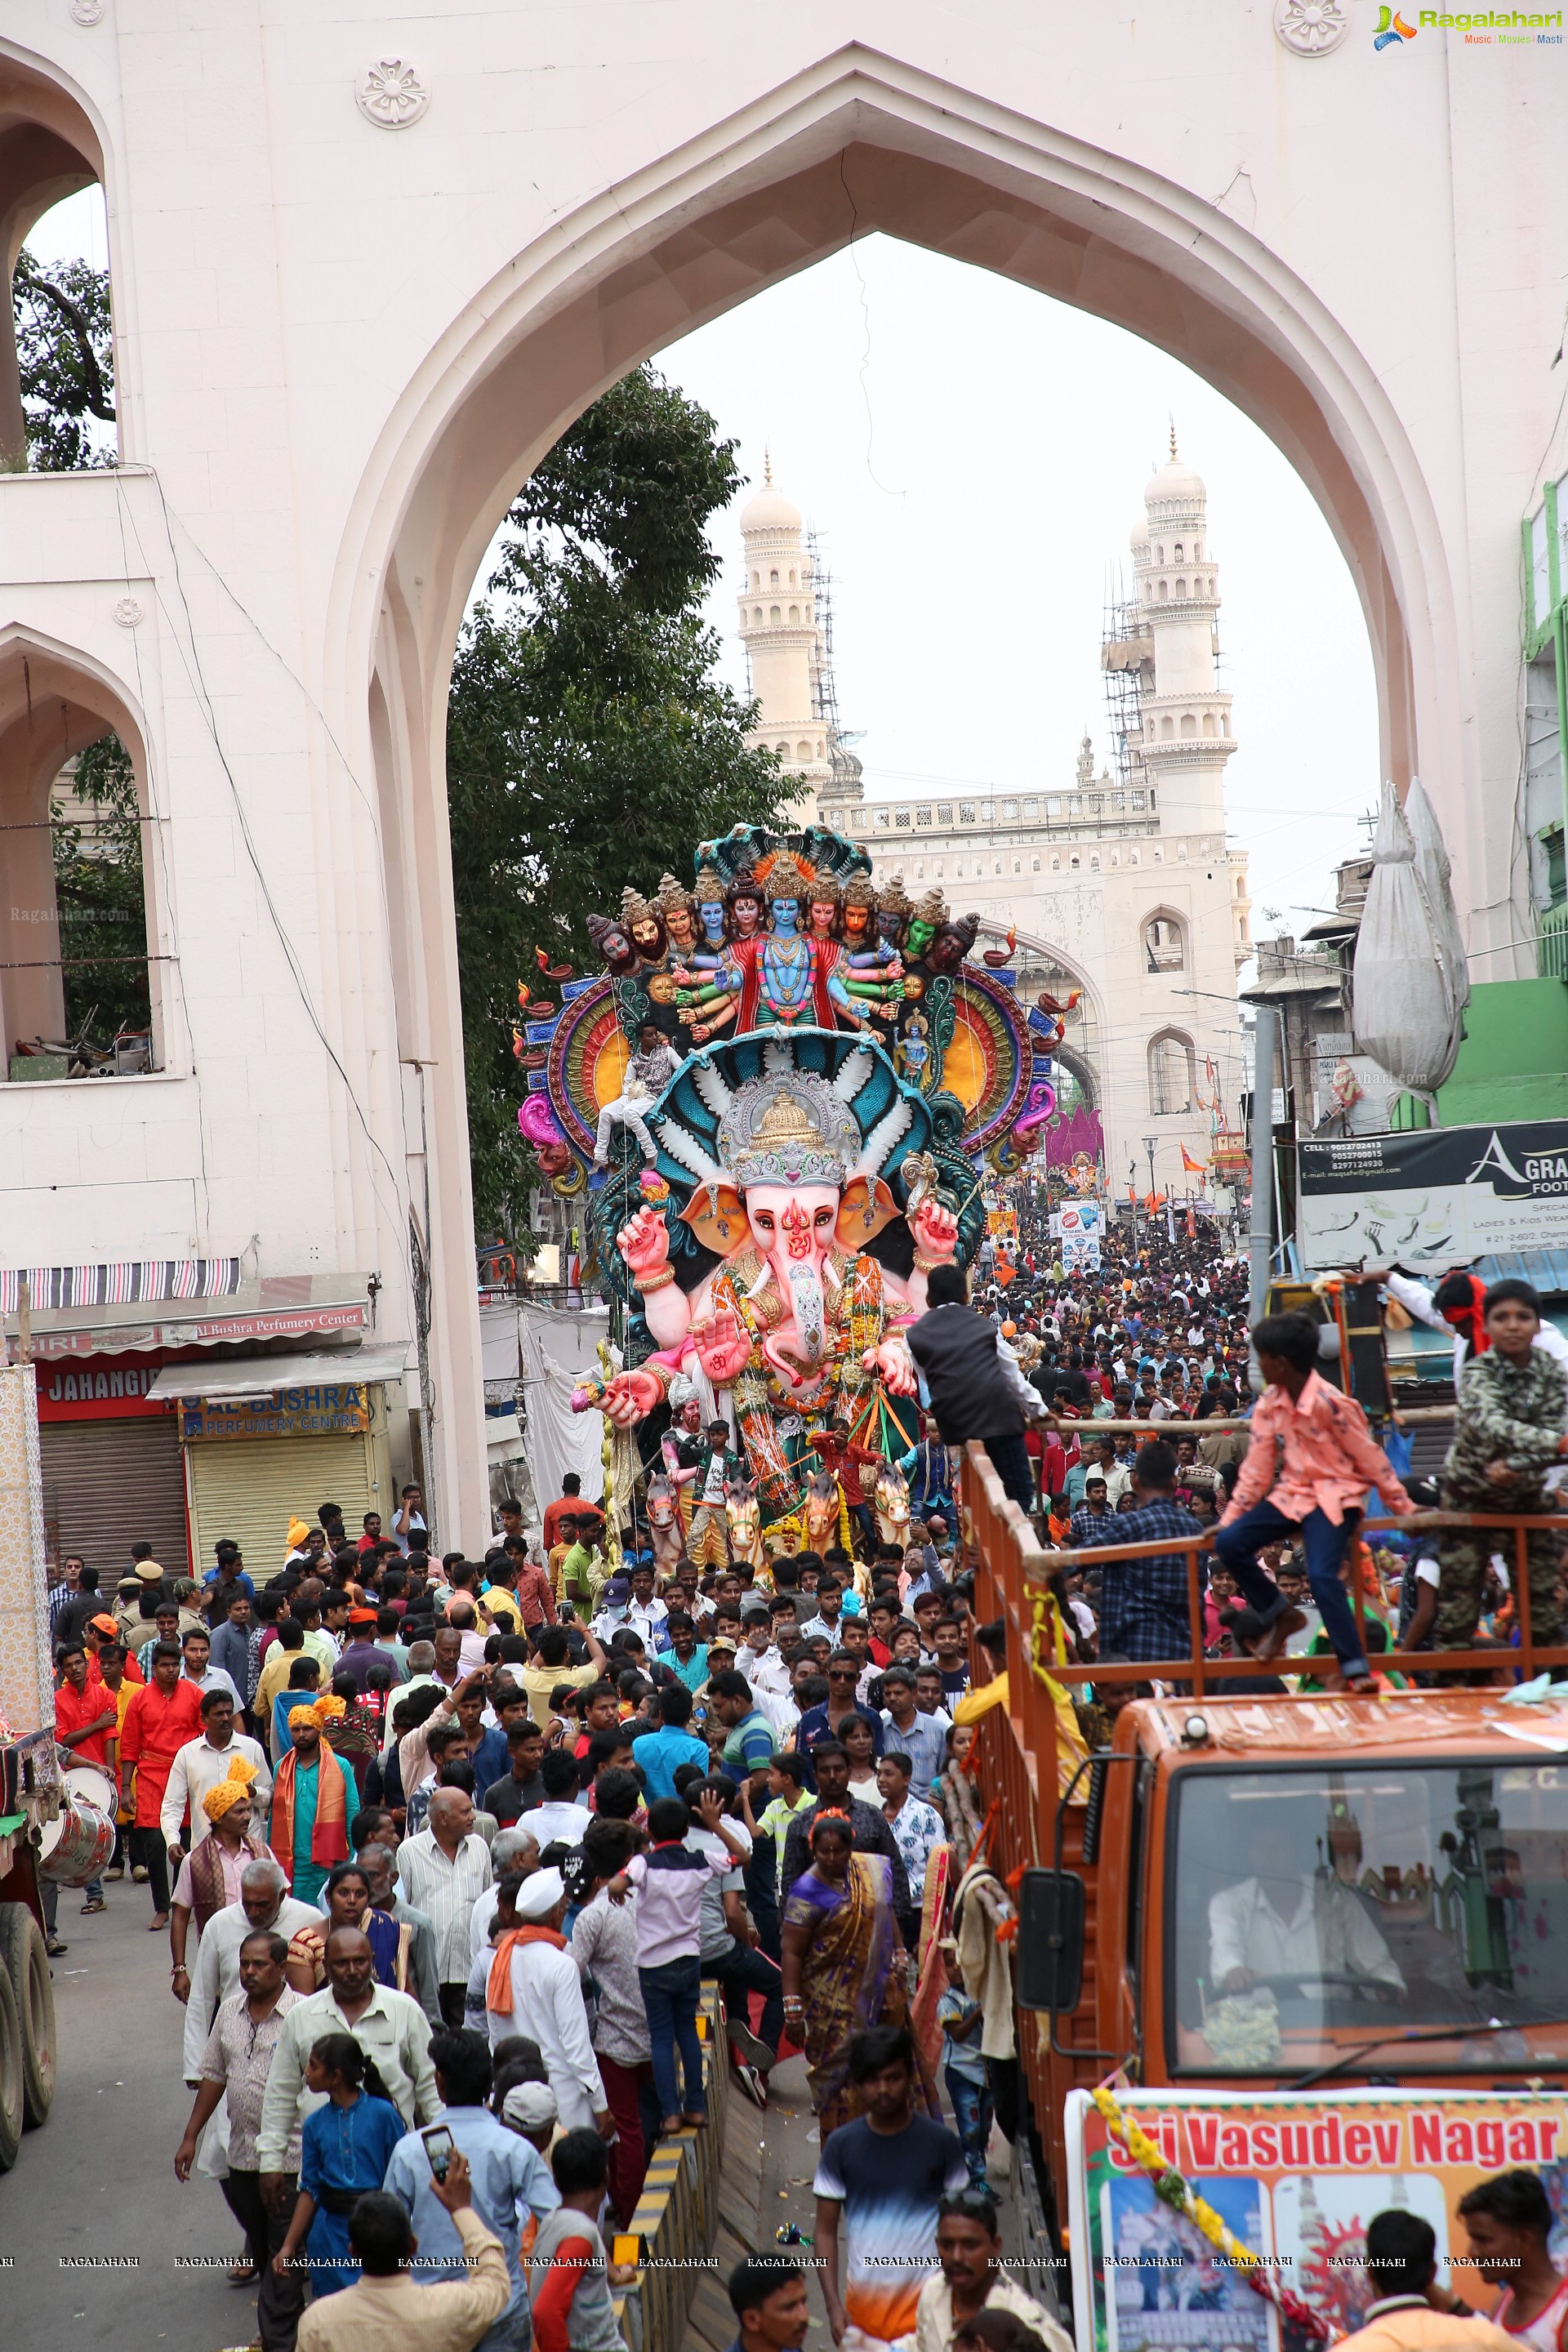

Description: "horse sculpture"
644 1471 684 1574
803 1467 846 1557
871 1458 912 1552
725 1477 767 1577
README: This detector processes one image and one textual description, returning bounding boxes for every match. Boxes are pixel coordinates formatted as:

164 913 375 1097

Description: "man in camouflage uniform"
1437 1278 1568 1650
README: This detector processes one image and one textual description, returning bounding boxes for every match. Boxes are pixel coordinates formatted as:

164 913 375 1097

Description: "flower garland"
1089 2083 1332 2341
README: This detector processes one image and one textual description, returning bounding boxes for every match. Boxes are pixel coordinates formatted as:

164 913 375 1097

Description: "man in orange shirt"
118 1642 203 1929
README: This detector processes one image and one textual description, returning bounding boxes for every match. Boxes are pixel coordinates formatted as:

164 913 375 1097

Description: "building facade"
739 453 1252 1198
0 9 1561 1542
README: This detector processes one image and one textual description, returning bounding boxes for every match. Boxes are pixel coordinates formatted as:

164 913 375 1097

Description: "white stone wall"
0 2 1557 1539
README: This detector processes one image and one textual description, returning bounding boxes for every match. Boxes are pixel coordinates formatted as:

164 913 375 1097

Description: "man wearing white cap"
480 1869 612 2138
501 2079 559 2157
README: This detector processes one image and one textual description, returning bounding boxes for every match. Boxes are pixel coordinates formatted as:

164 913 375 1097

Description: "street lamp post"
1143 1134 1157 1214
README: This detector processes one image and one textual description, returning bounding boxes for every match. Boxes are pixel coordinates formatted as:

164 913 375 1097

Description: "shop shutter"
39 1415 191 1582
185 1433 374 1584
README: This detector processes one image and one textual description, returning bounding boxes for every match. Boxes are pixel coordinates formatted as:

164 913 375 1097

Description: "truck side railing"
960 1437 1568 1695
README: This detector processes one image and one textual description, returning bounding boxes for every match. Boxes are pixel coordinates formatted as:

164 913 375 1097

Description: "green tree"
447 364 788 1241
51 730 150 1045
11 250 115 470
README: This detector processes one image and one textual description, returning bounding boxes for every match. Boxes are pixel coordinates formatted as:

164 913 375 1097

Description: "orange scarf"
485 1923 567 2016
269 1744 349 1882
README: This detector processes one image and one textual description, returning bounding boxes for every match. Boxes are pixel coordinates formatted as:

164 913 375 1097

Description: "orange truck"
962 1444 1568 2345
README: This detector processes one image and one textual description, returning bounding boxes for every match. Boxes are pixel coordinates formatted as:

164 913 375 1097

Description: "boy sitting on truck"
1214 1311 1415 1695
1437 1277 1568 1658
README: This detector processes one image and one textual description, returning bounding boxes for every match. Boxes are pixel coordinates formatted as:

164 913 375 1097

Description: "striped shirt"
395 1829 493 1984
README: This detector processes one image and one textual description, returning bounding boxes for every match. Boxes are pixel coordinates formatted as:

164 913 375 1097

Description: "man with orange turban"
268 1697 354 1902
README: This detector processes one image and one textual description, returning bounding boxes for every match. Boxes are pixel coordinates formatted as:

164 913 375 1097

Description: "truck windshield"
1169 1762 1568 2074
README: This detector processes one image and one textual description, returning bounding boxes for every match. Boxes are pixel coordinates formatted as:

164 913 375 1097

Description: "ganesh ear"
678 1184 745 1254
836 1176 898 1250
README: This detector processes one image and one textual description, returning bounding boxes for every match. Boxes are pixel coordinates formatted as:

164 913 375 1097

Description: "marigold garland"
1089 2083 1332 2340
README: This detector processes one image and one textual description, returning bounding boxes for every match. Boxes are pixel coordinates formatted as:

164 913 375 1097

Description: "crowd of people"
38 1175 1568 2352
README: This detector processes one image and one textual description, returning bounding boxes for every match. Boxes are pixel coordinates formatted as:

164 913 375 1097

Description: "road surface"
0 1887 249 2347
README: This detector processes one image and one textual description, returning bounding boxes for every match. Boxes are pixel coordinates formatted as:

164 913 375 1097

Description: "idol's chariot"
515 822 1067 1552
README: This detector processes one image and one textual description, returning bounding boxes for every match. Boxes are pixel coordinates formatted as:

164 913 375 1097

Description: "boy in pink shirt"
1216 1310 1414 1691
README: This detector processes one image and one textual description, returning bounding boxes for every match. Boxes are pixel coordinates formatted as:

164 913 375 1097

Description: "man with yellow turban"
268 1697 355 1903
169 1757 270 1988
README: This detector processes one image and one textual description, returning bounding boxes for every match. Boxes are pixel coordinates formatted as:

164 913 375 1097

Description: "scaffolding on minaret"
806 524 863 805
1100 572 1154 791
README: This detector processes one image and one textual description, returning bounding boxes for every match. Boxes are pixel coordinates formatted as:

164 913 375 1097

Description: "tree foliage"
447 365 788 1241
11 250 115 471
51 731 150 1045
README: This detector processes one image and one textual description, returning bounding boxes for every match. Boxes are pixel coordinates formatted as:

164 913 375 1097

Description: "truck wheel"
0 1960 22 2171
0 1905 54 2127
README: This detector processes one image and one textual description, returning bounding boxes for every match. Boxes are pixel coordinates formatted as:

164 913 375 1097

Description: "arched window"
1174 542 1183 561
1143 911 1187 973
1013 857 1022 873
751 570 760 588
1175 578 1187 599
775 740 788 755
1202 710 1215 736
769 569 779 587
0 639 160 1074
1031 856 1040 871
796 740 812 760
1160 715 1174 740
1157 579 1169 601
1222 713 1231 737
1193 538 1203 560
769 605 781 625
752 606 763 626
1180 713 1196 737
1051 856 1061 872
0 67 117 472
1148 1029 1196 1116
789 569 796 586
789 605 799 623
1156 546 1165 564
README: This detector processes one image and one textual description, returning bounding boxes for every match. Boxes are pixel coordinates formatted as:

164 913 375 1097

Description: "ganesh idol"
592 1050 958 1523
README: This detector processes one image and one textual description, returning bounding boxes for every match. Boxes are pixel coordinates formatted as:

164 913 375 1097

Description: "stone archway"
331 49 1452 1535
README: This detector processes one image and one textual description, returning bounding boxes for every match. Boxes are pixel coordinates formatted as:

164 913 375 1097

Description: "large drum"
38 1793 115 1888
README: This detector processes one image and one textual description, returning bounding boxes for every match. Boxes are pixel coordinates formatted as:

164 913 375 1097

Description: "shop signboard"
1066 2087 1568 2352
36 1351 176 1421
1298 1120 1568 1270
181 1383 372 1441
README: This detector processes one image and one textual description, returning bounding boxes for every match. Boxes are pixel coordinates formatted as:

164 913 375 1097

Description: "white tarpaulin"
518 1302 610 1518
1352 777 1469 1097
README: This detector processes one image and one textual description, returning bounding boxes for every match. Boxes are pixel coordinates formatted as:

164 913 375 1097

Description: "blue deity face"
698 899 725 940
770 897 800 936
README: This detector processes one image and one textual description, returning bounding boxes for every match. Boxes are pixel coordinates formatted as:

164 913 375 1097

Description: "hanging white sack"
1351 779 1465 1095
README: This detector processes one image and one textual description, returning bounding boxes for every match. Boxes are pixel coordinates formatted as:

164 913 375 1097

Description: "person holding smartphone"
382 2027 559 2345
293 2145 512 2352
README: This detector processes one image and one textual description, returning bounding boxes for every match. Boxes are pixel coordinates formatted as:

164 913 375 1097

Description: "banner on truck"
1065 2087 1568 2352
1298 1119 1568 1270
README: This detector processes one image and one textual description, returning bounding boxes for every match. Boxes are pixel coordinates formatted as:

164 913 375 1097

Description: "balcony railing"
1539 899 1568 980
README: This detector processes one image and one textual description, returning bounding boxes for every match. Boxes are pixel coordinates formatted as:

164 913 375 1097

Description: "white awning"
144 1347 412 1402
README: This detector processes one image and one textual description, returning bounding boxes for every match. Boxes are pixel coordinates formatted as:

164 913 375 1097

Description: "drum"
38 1795 115 1887
63 1763 114 1819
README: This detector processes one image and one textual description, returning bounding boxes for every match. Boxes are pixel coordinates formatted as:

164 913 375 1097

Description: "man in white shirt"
161 1690 271 1864
1209 1859 1402 1998
396 1788 494 2029
256 1929 441 2183
481 1868 610 2135
623 1562 670 1651
181 1859 319 2081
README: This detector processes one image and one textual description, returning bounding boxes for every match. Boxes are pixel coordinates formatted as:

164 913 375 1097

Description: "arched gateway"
0 16 1553 1541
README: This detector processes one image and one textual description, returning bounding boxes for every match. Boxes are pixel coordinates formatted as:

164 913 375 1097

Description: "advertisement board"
181 1383 372 1441
1298 1120 1568 1270
1066 2088 1568 2352
1051 1201 1103 1238
1062 1234 1102 1272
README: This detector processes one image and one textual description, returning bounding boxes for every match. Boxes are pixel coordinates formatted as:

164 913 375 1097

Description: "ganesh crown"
717 1070 863 1192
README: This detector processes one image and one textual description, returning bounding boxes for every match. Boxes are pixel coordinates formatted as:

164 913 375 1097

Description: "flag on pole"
1180 1144 1208 1175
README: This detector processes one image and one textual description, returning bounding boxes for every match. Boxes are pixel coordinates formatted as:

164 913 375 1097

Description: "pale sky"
29 198 1380 951
661 234 1382 953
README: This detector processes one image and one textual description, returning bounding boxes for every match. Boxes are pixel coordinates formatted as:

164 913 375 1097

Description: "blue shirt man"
631 1685 710 1802
382 2089 558 2350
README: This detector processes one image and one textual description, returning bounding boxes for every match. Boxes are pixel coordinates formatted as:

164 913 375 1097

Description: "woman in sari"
779 1811 923 2133
283 1861 415 1998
